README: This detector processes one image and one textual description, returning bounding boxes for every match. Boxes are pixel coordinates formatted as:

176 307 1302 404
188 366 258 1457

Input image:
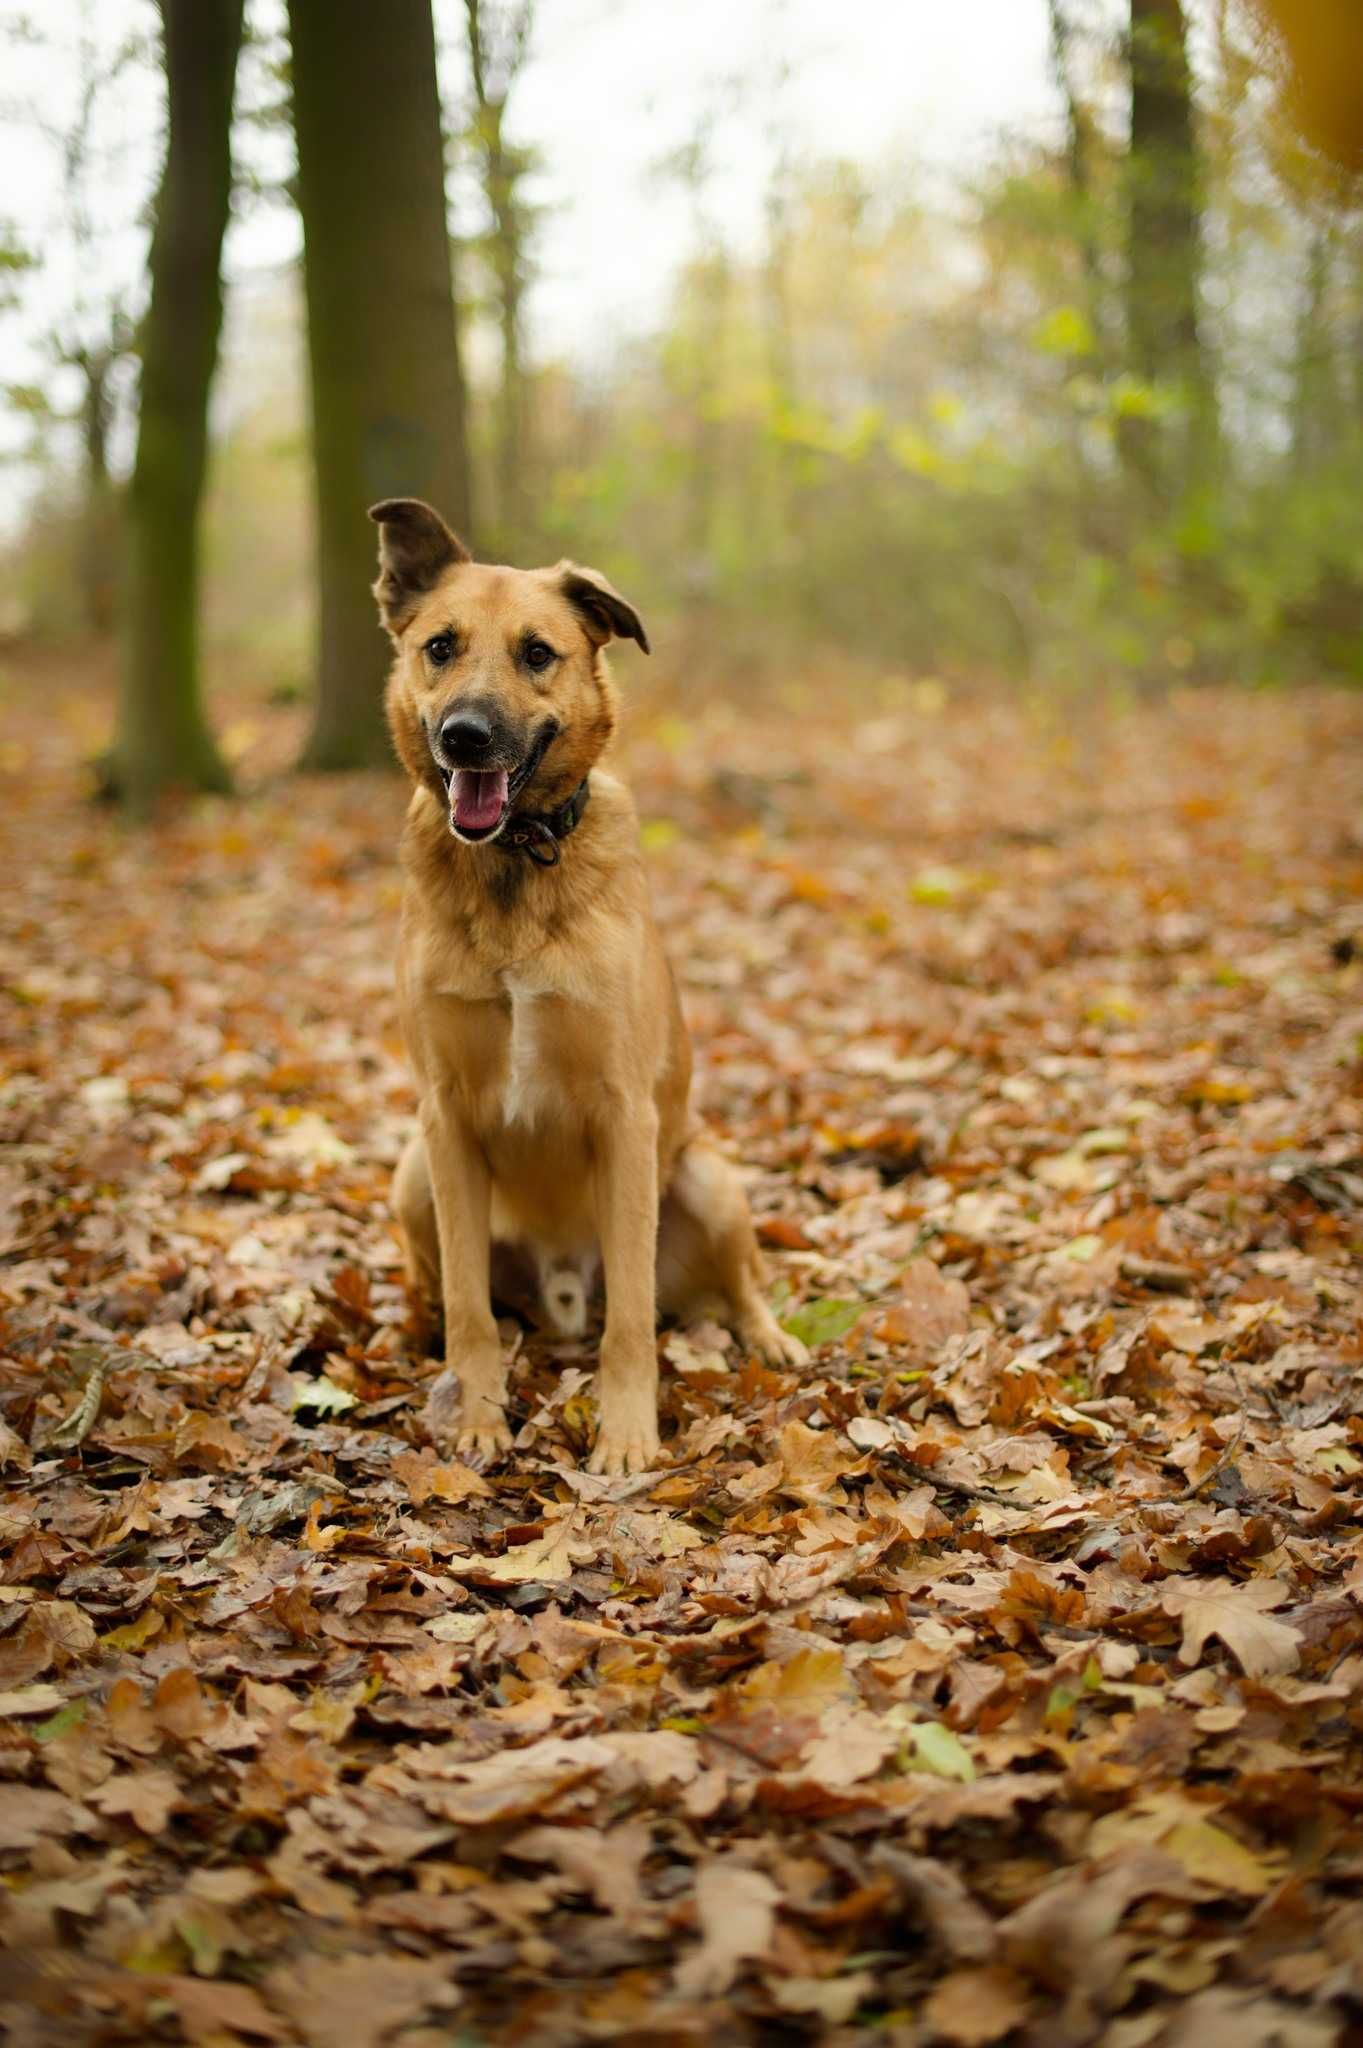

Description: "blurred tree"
115 0 242 813
1 6 151 634
289 0 471 772
463 0 534 551
0 224 33 312
1124 0 1215 484
1046 0 1113 377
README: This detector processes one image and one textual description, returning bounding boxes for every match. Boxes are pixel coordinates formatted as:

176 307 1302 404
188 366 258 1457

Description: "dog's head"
370 498 648 844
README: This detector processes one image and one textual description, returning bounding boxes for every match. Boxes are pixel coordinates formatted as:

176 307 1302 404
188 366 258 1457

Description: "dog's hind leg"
657 1140 808 1369
394 1131 441 1302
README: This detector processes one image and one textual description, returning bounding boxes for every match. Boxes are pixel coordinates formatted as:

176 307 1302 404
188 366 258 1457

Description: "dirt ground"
1 658 1361 2047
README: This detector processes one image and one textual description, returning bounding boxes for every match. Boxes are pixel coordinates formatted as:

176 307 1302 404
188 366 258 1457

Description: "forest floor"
1 655 1362 2048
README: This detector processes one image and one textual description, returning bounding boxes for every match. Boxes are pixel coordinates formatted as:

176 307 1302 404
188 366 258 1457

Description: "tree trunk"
1125 0 1214 484
116 0 241 813
465 0 530 551
79 350 119 635
1291 226 1336 473
1047 0 1109 368
289 0 471 772
480 91 526 547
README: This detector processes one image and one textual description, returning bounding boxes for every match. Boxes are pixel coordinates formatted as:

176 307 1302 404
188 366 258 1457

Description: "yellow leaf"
99 1609 165 1655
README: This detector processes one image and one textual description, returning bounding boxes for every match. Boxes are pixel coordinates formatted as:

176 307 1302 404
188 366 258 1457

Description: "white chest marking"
502 984 549 1128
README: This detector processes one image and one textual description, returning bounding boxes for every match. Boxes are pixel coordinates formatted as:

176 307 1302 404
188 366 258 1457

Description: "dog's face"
371 499 648 844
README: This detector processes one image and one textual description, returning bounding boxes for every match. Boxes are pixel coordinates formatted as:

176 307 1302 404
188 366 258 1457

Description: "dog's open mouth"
449 768 509 838
437 723 559 843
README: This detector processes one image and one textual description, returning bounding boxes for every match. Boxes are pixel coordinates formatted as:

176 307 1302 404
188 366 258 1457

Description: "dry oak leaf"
392 1447 492 1505
674 1861 780 1999
165 1977 287 2044
1089 1793 1280 1898
878 1257 972 1360
0 1683 68 1716
873 1846 997 1963
174 1410 249 1469
923 1963 1032 2047
800 1706 900 1788
774 1419 870 1502
446 1514 596 1585
999 1847 1195 1999
0 1786 92 1852
1158 1987 1340 2048
0 1600 97 1685
0 1414 32 1472
735 1645 850 1715
771 1973 874 2024
91 1767 184 1835
265 1953 456 2048
514 1819 653 1922
389 1734 616 1827
154 1664 209 1742
1161 1577 1301 1678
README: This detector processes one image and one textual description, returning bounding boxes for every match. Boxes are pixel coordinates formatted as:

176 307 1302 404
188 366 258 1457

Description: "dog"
372 498 807 1476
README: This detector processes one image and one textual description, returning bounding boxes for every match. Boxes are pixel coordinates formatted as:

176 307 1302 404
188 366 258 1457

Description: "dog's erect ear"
557 563 650 655
369 498 470 633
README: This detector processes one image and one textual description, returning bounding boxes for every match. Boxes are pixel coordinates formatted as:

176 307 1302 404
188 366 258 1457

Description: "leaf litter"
1 672 1362 2043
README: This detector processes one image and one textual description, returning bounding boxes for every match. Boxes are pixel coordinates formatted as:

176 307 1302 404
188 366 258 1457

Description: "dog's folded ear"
557 563 650 655
369 498 470 634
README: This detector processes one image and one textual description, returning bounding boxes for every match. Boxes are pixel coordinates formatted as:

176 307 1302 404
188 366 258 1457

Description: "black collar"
495 777 591 867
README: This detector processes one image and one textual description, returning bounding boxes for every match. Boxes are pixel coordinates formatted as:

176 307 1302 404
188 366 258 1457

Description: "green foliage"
512 135 1363 691
780 1297 865 1350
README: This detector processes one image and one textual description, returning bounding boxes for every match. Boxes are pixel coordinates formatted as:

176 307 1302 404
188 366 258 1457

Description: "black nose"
439 709 493 759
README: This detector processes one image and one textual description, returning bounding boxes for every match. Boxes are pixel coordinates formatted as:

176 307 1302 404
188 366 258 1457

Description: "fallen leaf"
265 1953 455 2048
923 1963 1032 2045
675 1862 780 1998
1161 1579 1301 1678
91 1767 184 1835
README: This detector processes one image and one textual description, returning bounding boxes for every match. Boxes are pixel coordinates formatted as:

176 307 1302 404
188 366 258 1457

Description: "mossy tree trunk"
1124 0 1215 488
115 0 242 814
289 0 471 772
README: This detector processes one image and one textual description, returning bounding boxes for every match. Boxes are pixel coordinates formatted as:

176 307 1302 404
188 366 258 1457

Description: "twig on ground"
1120 1254 1199 1294
884 1448 1018 1509
1169 1412 1246 1503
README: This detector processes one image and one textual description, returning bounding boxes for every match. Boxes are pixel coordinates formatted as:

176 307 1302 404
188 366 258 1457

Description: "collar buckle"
496 777 590 867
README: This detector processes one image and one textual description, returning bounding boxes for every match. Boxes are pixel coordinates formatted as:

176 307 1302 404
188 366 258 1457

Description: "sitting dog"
373 499 806 1475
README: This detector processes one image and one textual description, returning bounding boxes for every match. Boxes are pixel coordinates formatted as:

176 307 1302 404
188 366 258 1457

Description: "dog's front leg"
589 1105 661 1476
419 1097 510 1462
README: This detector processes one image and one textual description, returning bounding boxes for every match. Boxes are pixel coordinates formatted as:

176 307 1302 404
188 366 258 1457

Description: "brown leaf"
875 1846 997 1962
0 1786 90 1852
265 1953 456 2048
165 1977 288 2044
773 1419 870 1501
675 1862 780 1999
922 1964 1032 2046
1161 1578 1301 1678
174 1411 249 1469
879 1257 972 1358
91 1766 184 1834
154 1664 208 1742
392 1447 492 1504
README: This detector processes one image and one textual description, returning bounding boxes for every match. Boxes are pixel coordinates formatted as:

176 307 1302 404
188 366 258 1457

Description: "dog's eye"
524 639 556 672
425 634 454 667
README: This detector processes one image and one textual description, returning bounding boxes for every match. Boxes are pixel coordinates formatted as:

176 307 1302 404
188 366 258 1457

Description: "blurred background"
0 0 1359 809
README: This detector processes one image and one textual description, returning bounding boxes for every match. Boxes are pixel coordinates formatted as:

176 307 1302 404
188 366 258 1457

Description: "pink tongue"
452 768 509 832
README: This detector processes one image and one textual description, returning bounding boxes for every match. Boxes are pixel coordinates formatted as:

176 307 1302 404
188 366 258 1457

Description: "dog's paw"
452 1412 513 1466
740 1306 810 1371
588 1410 661 1478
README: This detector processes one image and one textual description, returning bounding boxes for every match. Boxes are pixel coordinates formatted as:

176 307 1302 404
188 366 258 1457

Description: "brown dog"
373 499 806 1475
